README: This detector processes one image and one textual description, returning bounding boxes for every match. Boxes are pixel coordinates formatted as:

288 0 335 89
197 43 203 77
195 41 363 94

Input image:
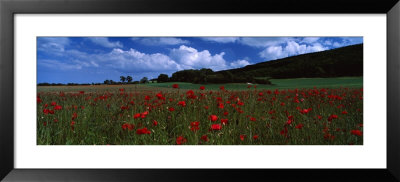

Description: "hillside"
217 43 363 79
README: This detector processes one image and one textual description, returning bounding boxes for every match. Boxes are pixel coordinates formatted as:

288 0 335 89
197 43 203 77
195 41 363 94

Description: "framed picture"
1 0 399 181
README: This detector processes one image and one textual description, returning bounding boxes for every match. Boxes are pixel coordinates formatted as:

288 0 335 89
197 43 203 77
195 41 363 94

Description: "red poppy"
51 101 57 106
79 91 85 94
300 108 312 114
204 106 209 110
295 123 304 129
43 122 47 126
223 111 229 116
328 114 338 121
168 107 175 112
209 115 218 122
217 103 224 109
172 84 179 88
37 97 42 103
250 117 256 122
119 88 124 92
240 134 246 141
201 135 208 142
220 86 225 90
54 105 62 110
136 127 151 135
342 110 348 114
186 90 194 95
253 135 259 140
200 86 205 90
156 92 163 99
190 121 200 132
211 124 222 130
134 113 141 119
178 101 186 107
176 136 187 145
153 120 158 126
72 112 78 120
70 121 75 126
122 123 134 131
351 130 362 136
258 92 264 96
221 118 228 125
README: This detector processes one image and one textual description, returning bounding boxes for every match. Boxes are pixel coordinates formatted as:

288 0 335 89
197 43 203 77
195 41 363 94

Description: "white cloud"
200 37 239 43
133 37 189 45
301 37 320 44
259 41 328 61
87 37 123 48
99 48 182 72
37 37 70 55
230 60 250 68
199 37 293 48
169 45 229 71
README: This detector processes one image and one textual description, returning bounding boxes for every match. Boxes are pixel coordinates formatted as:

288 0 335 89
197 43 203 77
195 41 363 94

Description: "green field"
145 77 363 90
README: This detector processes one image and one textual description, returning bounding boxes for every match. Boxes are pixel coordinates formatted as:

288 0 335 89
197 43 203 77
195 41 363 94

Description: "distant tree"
157 74 169 83
104 80 110 85
126 76 133 83
140 77 149 84
120 76 126 83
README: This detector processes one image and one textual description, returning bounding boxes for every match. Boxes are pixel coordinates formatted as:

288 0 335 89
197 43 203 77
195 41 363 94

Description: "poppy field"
37 82 363 145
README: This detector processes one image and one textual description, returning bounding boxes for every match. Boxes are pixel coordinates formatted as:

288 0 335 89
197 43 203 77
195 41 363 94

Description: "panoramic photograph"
37 37 363 145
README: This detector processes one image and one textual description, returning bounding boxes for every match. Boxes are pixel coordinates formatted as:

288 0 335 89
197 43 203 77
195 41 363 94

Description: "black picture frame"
1 0 399 181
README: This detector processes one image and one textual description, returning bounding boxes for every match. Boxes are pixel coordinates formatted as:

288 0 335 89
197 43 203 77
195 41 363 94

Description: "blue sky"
37 37 363 83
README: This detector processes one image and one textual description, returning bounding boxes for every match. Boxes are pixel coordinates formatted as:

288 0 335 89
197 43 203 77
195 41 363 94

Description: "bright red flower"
220 86 225 90
119 88 124 92
54 105 62 110
176 136 187 145
250 117 256 122
300 108 312 114
342 110 348 114
200 86 205 90
168 107 175 112
295 123 304 129
209 115 218 122
156 92 163 99
186 90 194 95
221 118 228 125
258 92 264 96
240 134 246 141
351 130 362 136
172 84 179 88
211 124 222 130
51 101 57 106
201 135 208 142
178 101 186 107
204 106 209 110
70 121 75 126
136 127 151 135
190 121 200 132
37 97 42 103
328 114 339 121
133 113 141 119
253 135 259 140
153 120 158 126
223 111 229 116
217 103 224 109
122 123 134 131
79 91 85 94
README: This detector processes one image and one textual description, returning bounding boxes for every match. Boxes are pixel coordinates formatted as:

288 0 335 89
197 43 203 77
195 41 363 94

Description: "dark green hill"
217 43 363 79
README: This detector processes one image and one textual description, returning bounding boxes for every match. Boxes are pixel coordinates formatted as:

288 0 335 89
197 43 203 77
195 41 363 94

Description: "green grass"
144 77 363 90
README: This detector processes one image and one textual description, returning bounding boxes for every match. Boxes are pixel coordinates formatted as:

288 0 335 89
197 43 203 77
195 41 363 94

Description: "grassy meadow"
37 77 363 145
